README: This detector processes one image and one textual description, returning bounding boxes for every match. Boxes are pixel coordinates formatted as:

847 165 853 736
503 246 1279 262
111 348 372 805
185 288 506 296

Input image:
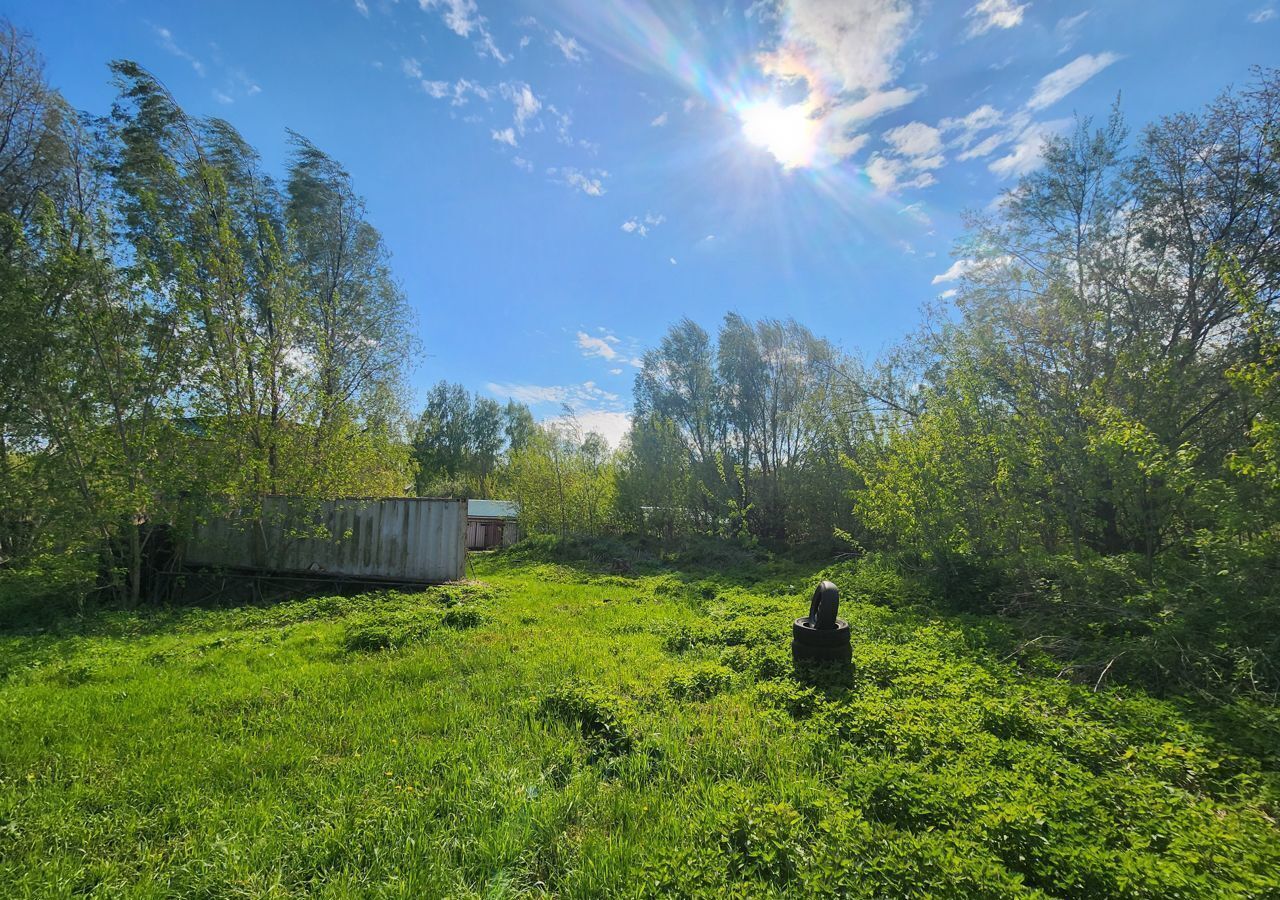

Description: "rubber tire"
792 640 852 664
792 617 851 645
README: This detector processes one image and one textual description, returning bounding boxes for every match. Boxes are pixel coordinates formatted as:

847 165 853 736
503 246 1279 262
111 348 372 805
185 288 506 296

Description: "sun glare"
739 100 818 169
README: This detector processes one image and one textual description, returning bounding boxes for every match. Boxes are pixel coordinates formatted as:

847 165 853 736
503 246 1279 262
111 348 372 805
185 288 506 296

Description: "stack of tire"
792 580 851 664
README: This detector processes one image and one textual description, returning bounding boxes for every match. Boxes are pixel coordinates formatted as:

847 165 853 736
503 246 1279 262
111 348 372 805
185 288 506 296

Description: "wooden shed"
466 499 520 550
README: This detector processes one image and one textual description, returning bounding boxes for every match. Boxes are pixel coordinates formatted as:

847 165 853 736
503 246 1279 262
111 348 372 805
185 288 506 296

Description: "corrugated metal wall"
186 497 467 583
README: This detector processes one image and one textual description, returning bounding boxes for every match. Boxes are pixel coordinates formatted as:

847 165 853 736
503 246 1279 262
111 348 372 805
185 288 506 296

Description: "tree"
286 132 412 432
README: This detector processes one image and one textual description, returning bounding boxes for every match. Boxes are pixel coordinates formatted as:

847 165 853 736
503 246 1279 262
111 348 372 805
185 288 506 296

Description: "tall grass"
0 549 1276 896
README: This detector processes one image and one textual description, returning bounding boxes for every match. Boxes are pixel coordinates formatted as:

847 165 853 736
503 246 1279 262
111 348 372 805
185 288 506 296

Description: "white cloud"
576 331 621 360
486 381 619 407
354 0 369 16
547 409 632 448
512 156 533 172
213 90 233 105
755 0 919 166
939 288 958 299
932 258 979 284
958 129 1010 161
898 201 932 227
153 25 206 77
942 104 1005 149
933 256 1014 284
650 111 668 127
842 86 921 123
402 63 485 105
553 166 607 196
608 367 623 375
1054 11 1089 50
420 0 479 37
869 122 944 193
669 257 677 265
419 0 508 62
1249 6 1277 21
866 155 936 193
491 128 517 146
546 104 575 146
551 30 588 62
500 82 541 135
883 121 943 158
762 0 912 95
620 212 665 237
965 0 1028 36
1027 52 1120 111
988 118 1070 177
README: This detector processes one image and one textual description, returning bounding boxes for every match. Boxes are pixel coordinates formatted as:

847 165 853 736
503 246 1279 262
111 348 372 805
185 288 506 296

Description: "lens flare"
739 100 818 169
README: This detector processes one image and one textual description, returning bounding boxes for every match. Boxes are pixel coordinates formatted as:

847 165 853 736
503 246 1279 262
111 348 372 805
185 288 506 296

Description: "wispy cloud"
965 0 1029 37
548 409 632 448
1249 5 1277 22
419 0 508 62
152 25 261 104
550 166 607 196
650 111 668 127
551 30 588 62
932 258 979 284
935 51 1118 181
866 121 945 193
898 201 933 228
933 256 1013 284
988 118 1071 177
1027 52 1121 111
152 25 206 77
576 331 621 360
354 0 369 16
942 104 1005 153
1054 11 1089 51
620 212 665 237
883 121 943 158
486 380 619 407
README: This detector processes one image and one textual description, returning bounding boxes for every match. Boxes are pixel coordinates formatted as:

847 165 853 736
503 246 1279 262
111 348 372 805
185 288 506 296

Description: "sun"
739 100 818 169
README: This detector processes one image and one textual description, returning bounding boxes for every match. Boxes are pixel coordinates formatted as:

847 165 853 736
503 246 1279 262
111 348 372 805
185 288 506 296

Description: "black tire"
792 617 851 646
792 640 853 664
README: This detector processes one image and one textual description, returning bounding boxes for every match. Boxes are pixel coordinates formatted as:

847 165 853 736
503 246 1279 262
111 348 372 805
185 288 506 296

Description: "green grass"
0 548 1277 898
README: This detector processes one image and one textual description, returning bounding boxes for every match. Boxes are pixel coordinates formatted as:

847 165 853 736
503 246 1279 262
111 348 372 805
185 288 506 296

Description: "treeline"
408 382 618 539
615 75 1280 693
0 24 414 603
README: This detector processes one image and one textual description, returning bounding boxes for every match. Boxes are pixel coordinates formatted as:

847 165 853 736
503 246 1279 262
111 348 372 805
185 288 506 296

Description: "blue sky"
9 0 1278 444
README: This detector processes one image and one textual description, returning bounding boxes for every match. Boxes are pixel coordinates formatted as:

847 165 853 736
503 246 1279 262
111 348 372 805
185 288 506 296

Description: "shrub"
665 664 733 701
539 681 638 757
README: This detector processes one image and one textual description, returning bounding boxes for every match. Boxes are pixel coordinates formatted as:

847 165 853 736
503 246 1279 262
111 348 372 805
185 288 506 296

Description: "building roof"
467 499 520 519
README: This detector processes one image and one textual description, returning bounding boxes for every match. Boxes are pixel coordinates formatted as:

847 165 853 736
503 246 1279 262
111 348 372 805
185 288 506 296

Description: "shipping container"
186 496 467 583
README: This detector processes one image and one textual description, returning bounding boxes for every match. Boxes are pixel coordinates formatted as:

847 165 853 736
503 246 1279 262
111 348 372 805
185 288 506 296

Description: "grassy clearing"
0 546 1277 898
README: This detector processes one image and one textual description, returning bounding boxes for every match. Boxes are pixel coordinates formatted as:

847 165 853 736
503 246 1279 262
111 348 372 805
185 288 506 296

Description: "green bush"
665 664 733 701
539 681 639 758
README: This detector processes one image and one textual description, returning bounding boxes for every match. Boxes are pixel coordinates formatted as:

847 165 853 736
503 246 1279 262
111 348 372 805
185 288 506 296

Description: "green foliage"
411 382 531 498
842 76 1280 693
2 552 1278 896
665 662 733 701
0 34 416 605
497 420 618 538
540 680 639 758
